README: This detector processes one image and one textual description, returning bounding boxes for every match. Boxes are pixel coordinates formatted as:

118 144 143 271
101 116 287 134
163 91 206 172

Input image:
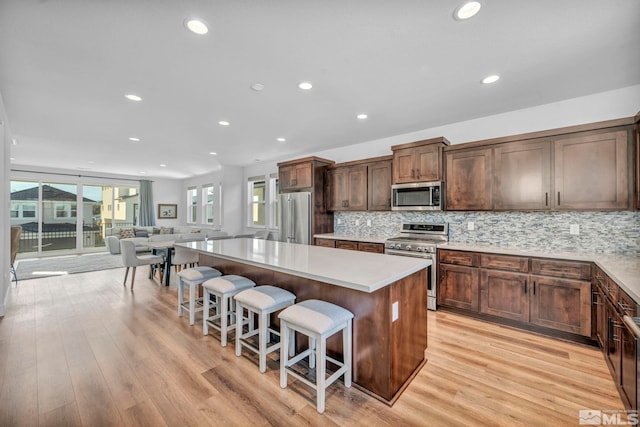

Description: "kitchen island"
178 238 431 404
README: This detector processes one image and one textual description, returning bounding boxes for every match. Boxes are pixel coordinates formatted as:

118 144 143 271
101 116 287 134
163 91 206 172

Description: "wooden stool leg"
178 279 184 316
344 319 352 387
221 296 229 347
189 281 196 325
235 303 244 357
309 337 316 369
259 310 268 373
203 289 210 335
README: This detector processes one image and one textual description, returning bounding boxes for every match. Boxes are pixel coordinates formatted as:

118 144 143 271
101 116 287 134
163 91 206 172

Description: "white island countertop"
178 238 430 293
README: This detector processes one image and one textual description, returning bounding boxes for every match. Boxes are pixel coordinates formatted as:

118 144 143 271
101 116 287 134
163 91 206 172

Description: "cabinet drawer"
438 250 479 267
315 238 336 248
618 288 636 317
531 258 591 280
358 242 384 254
480 254 529 273
335 240 358 251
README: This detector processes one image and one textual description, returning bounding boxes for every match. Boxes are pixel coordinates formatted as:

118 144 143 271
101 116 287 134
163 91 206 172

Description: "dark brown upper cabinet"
326 156 393 212
278 156 334 193
391 137 449 184
493 140 552 210
445 147 493 210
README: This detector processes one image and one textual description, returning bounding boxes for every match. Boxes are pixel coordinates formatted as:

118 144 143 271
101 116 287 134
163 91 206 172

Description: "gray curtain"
139 180 155 226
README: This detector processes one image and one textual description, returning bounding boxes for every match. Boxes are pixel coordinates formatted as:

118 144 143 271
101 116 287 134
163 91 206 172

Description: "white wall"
244 84 640 180
1 94 10 316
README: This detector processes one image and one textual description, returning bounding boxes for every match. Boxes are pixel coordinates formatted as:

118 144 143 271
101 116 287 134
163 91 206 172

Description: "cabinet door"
445 148 493 210
480 270 529 322
554 130 630 209
335 240 358 251
439 264 479 312
494 141 552 210
606 298 622 384
530 276 592 336
280 162 312 191
315 238 336 248
593 283 607 348
393 147 417 184
415 144 441 181
620 321 637 410
346 165 367 210
326 168 348 211
368 160 392 210
358 242 384 254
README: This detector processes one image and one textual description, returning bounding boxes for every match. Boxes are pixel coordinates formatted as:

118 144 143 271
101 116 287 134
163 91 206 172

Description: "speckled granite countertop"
438 242 640 304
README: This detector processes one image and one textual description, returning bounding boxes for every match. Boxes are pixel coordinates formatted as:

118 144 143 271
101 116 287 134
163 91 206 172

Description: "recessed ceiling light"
159 163 167 167
250 83 265 91
298 82 313 90
276 137 286 142
124 94 142 102
209 152 217 155
218 120 230 126
185 19 208 35
139 171 146 174
128 137 141 142
454 1 482 20
481 74 500 84
356 114 368 120
10 157 15 161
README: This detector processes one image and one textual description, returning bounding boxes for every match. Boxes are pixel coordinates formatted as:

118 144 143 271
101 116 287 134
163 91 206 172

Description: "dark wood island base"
199 254 428 404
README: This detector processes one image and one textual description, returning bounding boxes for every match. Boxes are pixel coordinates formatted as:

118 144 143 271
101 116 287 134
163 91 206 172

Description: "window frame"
187 186 198 224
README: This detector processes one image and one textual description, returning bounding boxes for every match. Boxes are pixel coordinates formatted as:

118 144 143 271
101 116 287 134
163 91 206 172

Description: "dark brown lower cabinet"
529 276 591 336
606 299 622 384
480 270 529 322
593 282 607 348
620 320 637 410
439 263 479 312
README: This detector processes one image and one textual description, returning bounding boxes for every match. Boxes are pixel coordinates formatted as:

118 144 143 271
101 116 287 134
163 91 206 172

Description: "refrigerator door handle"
288 197 295 242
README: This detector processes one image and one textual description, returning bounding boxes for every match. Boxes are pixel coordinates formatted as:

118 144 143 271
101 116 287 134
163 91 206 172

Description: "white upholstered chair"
120 240 164 290
171 245 200 272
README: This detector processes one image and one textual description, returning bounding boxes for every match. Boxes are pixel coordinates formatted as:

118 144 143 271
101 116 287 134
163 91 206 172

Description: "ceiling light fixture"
276 137 286 142
357 114 368 120
209 152 217 155
250 83 265 91
124 94 142 102
481 74 500 84
218 120 230 126
454 1 481 20
298 82 313 90
128 137 141 142
185 19 209 35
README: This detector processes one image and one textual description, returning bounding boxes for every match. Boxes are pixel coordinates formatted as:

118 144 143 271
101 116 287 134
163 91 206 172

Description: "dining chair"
171 245 199 272
10 226 21 284
120 240 164 290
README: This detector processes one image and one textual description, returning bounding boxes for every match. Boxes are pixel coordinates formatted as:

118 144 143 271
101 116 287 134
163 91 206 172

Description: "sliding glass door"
10 180 139 257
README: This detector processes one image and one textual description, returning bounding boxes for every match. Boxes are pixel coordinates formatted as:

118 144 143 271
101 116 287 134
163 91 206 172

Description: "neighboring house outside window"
11 203 37 218
55 203 76 218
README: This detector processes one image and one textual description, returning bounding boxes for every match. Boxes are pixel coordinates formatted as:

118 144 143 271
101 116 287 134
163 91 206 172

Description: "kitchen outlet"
570 224 580 235
355 219 360 226
366 219 372 227
467 221 475 231
392 302 399 322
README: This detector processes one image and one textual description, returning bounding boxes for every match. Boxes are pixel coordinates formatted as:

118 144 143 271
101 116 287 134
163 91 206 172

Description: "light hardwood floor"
0 267 624 426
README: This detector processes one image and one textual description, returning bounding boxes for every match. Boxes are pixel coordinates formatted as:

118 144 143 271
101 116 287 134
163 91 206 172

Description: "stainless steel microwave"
391 181 443 211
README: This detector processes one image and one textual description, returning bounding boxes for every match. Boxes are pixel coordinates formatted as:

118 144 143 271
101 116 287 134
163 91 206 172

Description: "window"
203 184 214 224
187 187 198 224
10 203 37 218
248 177 266 227
269 173 279 229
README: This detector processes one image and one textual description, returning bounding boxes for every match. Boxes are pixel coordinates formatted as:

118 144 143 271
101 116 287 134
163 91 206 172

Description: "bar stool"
177 266 222 325
234 285 296 373
278 299 354 414
203 275 256 346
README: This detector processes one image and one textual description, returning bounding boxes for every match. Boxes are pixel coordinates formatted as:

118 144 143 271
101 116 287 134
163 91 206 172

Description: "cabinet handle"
411 169 415 178
557 192 560 205
416 168 421 178
533 281 536 295
523 280 527 294
545 192 548 206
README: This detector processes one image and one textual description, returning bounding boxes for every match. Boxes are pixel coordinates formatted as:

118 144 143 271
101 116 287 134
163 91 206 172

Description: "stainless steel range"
385 222 448 311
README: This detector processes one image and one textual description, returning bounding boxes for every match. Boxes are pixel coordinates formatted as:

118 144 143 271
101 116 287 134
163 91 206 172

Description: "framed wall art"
157 203 177 219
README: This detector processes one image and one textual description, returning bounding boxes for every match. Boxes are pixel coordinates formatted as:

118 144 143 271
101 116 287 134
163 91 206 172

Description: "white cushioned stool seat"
177 266 222 325
234 286 296 373
278 299 354 414
203 275 256 346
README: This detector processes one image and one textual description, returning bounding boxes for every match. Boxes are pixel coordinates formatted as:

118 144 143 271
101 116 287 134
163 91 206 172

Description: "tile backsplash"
334 211 640 255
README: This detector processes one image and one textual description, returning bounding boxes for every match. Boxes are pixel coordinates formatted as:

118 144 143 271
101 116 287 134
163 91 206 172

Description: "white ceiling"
1 0 639 179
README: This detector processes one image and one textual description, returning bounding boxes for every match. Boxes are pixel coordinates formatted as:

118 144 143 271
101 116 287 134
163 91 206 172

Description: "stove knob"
395 244 402 249
416 247 424 252
405 245 412 251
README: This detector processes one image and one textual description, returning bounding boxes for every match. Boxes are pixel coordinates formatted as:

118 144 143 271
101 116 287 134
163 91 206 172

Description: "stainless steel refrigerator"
278 192 312 244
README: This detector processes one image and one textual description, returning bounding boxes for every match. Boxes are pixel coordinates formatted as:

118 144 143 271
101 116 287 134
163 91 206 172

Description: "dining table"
146 240 175 286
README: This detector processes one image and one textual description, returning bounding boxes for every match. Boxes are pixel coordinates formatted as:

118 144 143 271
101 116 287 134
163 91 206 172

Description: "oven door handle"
385 249 433 259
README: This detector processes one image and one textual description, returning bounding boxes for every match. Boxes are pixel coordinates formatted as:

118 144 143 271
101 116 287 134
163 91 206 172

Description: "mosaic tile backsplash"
334 211 640 255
